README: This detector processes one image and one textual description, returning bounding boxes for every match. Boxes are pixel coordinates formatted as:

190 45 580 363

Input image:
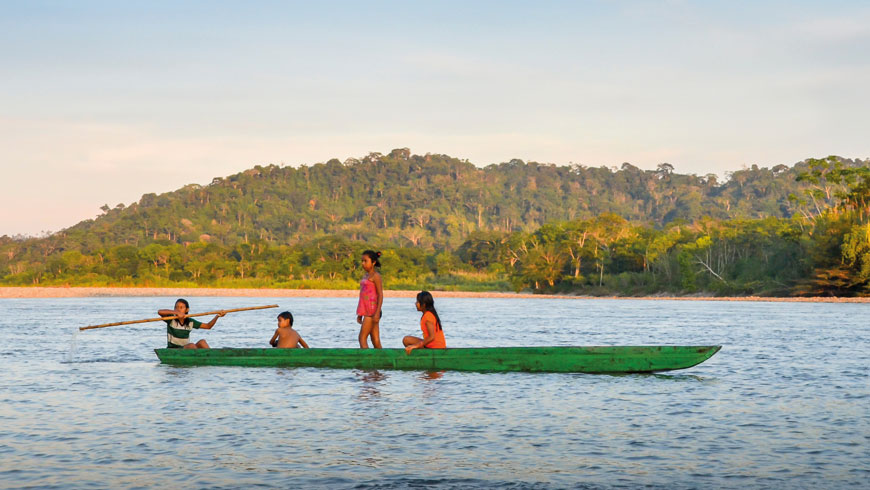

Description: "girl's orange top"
420 311 446 349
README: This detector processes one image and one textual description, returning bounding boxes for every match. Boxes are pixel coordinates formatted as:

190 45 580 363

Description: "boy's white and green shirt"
166 318 203 348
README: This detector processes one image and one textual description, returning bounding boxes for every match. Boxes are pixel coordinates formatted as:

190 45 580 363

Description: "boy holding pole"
159 298 225 349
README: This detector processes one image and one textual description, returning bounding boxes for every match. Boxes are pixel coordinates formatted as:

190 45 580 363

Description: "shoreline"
1 286 868 303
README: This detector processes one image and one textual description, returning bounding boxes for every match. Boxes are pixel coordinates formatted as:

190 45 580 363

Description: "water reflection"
355 369 387 400
417 371 445 400
157 365 197 386
419 371 444 381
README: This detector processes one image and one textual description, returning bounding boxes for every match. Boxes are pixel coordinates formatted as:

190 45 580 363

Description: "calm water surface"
0 297 867 488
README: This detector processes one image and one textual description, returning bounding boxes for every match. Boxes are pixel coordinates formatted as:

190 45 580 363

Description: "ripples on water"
1 297 868 488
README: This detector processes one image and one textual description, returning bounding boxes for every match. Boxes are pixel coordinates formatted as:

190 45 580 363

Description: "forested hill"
21 149 866 252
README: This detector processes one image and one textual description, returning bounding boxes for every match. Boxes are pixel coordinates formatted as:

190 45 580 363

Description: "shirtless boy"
269 311 309 349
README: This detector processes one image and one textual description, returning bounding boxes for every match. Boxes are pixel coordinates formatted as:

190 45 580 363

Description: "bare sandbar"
1 287 868 303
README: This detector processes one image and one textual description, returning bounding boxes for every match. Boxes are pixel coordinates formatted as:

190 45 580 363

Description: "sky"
1 0 869 236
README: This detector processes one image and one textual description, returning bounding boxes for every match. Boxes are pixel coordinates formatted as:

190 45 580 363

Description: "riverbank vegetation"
2 153 869 296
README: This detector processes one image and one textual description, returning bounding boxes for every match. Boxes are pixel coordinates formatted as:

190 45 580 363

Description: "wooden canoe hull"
154 345 721 373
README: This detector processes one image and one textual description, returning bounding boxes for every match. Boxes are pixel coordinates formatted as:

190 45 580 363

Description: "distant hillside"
3 152 870 296
17 149 866 254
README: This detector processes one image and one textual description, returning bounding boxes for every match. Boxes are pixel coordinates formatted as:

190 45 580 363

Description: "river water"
0 297 867 488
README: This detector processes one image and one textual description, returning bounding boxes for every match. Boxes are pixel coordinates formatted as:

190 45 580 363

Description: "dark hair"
416 291 442 332
362 250 381 268
277 311 294 326
175 298 190 309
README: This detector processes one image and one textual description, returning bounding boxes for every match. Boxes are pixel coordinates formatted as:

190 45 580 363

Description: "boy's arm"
200 310 226 330
269 330 279 347
298 337 309 348
158 309 182 323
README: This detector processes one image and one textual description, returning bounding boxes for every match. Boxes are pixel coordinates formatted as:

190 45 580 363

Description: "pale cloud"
790 14 870 43
398 50 509 80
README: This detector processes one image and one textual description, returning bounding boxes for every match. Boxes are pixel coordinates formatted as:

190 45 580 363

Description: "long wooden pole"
79 304 279 331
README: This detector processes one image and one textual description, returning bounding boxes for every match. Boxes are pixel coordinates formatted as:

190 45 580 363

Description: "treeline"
9 149 866 257
3 156 869 296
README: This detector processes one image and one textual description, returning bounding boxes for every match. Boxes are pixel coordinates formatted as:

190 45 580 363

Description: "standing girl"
403 291 446 353
357 250 384 348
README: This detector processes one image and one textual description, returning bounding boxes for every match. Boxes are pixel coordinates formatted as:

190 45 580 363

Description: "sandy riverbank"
1 287 869 302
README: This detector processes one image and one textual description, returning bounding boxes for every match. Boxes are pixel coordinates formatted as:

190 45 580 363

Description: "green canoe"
154 345 721 373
